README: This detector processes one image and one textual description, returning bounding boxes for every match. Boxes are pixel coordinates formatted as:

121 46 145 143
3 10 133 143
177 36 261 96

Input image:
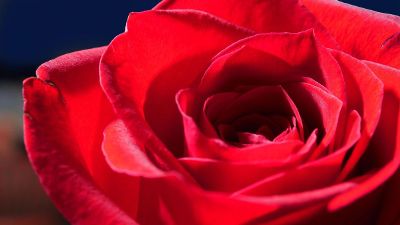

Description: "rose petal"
232 110 360 197
135 177 278 225
236 179 362 224
331 51 384 181
156 0 339 48
36 47 115 179
176 88 311 162
97 148 282 224
283 81 343 160
301 0 400 69
102 120 164 177
199 30 346 104
100 9 253 157
264 183 380 225
178 126 318 192
101 120 201 224
208 86 298 126
179 140 316 193
23 78 138 225
328 61 400 212
375 173 400 225
364 65 400 225
363 61 400 167
202 85 304 141
25 48 153 220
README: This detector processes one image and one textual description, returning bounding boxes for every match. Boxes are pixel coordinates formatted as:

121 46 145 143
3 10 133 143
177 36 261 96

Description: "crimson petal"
156 0 338 48
100 9 253 157
198 30 346 103
23 78 138 225
232 110 360 197
283 82 343 159
329 61 400 213
332 51 384 181
176 88 311 162
102 120 164 177
36 47 115 178
301 0 400 69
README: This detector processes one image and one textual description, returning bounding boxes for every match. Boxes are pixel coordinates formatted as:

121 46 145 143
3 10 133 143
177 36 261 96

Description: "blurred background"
0 0 397 224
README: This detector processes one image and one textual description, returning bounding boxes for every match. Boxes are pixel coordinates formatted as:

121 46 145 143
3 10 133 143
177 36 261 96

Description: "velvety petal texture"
301 0 400 69
23 49 139 224
156 0 339 48
23 1 400 225
100 9 253 158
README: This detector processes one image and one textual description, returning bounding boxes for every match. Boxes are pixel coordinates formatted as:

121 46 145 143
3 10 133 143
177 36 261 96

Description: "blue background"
0 0 398 81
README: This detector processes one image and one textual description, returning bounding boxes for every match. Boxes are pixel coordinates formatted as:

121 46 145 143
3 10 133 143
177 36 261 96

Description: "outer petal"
156 0 339 48
301 0 400 69
25 48 146 222
23 78 137 225
320 61 400 221
239 181 360 225
35 47 115 180
329 61 400 222
266 184 383 225
100 9 252 158
331 51 384 181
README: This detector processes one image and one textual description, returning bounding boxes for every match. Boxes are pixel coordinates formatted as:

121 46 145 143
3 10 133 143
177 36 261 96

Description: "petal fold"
301 0 400 68
156 0 339 48
101 9 252 157
23 78 138 225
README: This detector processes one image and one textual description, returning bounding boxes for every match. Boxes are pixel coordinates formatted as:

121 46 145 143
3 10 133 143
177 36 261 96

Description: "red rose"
23 0 400 224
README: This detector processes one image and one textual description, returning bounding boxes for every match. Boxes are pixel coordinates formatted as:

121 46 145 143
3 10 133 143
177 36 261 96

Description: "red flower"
23 0 400 224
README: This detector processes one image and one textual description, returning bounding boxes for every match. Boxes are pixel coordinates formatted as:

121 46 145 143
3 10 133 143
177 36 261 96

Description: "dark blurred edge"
0 64 36 82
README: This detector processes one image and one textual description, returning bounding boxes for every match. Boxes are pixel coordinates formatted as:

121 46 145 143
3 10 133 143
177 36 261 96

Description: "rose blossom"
23 0 399 224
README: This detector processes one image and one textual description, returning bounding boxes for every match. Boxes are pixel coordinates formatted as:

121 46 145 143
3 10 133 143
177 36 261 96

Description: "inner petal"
203 85 304 146
176 88 309 161
218 114 296 146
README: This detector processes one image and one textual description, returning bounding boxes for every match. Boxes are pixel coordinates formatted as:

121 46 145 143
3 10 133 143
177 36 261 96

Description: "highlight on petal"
102 120 164 177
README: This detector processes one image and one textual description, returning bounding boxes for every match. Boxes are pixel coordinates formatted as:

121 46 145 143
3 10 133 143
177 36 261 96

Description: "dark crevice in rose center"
215 114 296 146
201 85 305 147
